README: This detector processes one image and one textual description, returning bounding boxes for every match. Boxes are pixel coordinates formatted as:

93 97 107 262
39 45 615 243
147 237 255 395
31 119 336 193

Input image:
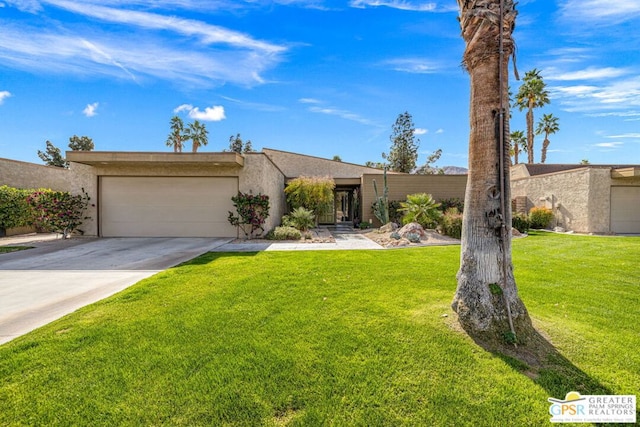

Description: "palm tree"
185 120 209 153
536 113 559 164
509 130 526 164
452 0 533 341
515 69 549 163
165 116 185 153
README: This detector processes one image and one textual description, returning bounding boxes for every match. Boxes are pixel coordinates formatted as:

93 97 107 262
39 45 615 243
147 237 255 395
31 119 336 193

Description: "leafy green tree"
536 113 559 164
364 161 386 169
332 155 342 162
509 130 526 164
68 135 94 151
284 176 335 225
166 116 186 153
185 120 208 153
415 149 443 174
383 111 420 173
515 69 549 163
38 141 68 168
580 159 590 165
398 193 442 229
227 133 255 153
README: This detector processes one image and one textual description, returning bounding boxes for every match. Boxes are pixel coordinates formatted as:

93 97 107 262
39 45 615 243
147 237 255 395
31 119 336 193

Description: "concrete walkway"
213 231 382 252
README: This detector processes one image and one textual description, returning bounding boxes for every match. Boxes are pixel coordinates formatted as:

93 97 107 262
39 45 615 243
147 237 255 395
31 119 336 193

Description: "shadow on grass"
173 251 263 267
466 326 639 426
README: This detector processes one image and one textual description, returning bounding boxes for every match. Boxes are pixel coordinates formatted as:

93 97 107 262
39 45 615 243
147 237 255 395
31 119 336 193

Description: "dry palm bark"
452 0 535 344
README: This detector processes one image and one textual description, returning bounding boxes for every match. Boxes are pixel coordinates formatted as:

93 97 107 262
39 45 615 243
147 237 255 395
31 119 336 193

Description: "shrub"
0 186 33 230
439 198 464 213
359 221 372 230
227 192 270 239
399 193 443 229
440 208 463 239
284 176 335 222
388 200 403 225
27 189 91 238
285 207 315 231
512 213 530 233
529 207 553 229
266 226 301 240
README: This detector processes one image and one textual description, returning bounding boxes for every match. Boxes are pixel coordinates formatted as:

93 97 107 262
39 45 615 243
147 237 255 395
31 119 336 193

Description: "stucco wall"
67 162 99 236
0 157 72 191
361 174 468 226
239 153 286 233
511 167 602 233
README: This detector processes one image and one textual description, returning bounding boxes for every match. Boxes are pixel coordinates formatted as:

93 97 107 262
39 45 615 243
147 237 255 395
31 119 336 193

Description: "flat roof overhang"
611 167 640 179
284 177 362 186
65 151 244 167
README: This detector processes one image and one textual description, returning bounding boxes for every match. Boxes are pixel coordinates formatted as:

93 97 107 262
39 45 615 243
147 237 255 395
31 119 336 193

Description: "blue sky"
1 0 639 168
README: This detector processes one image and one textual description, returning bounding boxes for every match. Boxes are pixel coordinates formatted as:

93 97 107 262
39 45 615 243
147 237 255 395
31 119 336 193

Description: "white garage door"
611 186 640 234
101 177 238 237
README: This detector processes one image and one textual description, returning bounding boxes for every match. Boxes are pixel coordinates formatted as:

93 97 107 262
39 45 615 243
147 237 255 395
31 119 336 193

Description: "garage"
611 186 640 234
100 176 238 237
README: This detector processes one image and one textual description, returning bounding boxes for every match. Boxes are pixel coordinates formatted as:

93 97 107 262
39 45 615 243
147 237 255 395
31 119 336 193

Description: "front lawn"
0 232 638 425
0 246 33 254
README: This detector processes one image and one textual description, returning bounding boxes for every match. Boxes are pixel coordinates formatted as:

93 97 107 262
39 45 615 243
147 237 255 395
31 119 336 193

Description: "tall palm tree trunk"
453 0 533 343
526 107 534 163
541 138 550 163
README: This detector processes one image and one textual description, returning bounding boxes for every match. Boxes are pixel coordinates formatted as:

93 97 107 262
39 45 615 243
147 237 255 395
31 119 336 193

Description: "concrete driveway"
0 236 231 345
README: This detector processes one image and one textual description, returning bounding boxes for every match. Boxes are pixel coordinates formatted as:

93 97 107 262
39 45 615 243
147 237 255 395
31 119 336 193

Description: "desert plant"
512 213 530 233
227 192 270 239
388 200 403 225
372 168 389 224
286 207 315 231
440 207 463 239
266 226 301 240
359 221 372 230
529 206 553 229
399 193 442 229
438 198 464 213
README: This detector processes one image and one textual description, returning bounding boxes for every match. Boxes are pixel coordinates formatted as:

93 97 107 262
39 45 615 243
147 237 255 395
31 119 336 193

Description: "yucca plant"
399 193 442 229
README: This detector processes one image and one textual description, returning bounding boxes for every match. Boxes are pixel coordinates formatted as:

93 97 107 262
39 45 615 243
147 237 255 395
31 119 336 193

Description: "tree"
166 116 185 153
227 133 255 153
383 111 420 173
452 0 534 343
415 149 443 174
509 130 526 165
332 155 342 162
580 159 590 165
284 176 335 225
536 113 559 164
68 135 94 151
185 120 208 153
38 141 68 168
364 161 386 169
515 69 549 163
398 193 442 229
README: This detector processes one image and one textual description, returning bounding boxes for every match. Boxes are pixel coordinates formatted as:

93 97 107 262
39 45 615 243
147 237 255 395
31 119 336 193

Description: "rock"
511 227 522 237
398 222 427 239
379 222 399 233
554 226 565 233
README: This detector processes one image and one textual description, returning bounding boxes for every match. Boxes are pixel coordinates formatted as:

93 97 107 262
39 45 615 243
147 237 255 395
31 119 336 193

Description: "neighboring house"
511 163 640 234
1 149 467 237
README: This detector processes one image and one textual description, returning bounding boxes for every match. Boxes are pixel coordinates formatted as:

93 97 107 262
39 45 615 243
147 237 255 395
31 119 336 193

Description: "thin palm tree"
185 120 209 153
509 130 526 164
165 116 185 153
453 0 533 341
515 69 549 163
536 113 559 164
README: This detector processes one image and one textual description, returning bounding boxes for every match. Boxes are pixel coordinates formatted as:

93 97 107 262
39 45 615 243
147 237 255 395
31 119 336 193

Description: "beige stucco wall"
361 174 468 226
0 157 72 191
240 153 286 233
510 167 615 233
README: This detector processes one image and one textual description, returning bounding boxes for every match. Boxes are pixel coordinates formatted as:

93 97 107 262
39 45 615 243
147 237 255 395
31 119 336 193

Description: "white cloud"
83 102 99 117
607 133 640 138
560 0 640 23
382 58 440 74
0 90 11 104
593 142 623 148
299 98 322 104
414 128 427 135
435 128 444 134
4 0 42 13
545 66 629 81
349 0 447 12
550 76 640 113
307 105 380 127
174 104 226 121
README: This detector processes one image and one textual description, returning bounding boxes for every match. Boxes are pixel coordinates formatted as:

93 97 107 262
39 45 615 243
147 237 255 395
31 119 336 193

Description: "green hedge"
0 186 34 229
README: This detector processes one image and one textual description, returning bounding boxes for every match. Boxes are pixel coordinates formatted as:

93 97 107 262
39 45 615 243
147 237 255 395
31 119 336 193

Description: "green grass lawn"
0 232 638 426
0 246 33 254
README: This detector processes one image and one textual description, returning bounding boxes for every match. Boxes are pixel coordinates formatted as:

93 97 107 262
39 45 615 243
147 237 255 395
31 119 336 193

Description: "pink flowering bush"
27 189 92 238
227 192 270 239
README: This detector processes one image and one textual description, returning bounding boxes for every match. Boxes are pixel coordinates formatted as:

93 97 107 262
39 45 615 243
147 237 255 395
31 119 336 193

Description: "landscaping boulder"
398 222 427 240
379 222 399 233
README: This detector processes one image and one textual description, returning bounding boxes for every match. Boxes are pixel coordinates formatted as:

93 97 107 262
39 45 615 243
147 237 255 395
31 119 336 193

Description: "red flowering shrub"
27 189 91 238
227 192 270 239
